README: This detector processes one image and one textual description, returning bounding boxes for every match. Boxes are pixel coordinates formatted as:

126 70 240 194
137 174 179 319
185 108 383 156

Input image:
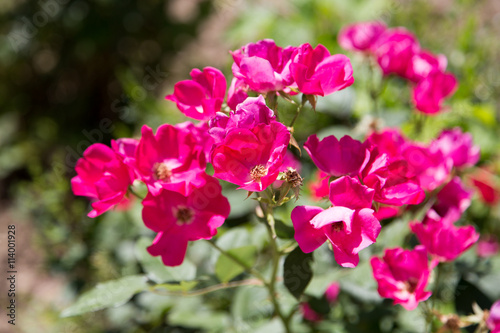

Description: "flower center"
331 222 344 232
404 277 419 293
175 206 194 225
154 162 172 181
250 165 268 182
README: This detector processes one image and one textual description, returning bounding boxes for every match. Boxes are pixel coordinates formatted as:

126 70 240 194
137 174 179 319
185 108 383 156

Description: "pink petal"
147 232 189 266
329 176 374 210
310 206 355 231
291 205 327 253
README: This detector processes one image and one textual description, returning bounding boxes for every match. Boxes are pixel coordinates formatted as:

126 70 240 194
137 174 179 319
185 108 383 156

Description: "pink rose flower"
338 21 387 53
412 70 458 114
487 300 500 333
304 134 370 177
430 127 480 168
410 217 479 262
374 28 420 78
292 176 381 268
141 173 230 266
406 50 447 83
71 143 135 218
476 235 499 258
165 67 226 121
211 121 290 192
371 246 433 311
135 124 206 196
290 43 354 96
231 39 296 93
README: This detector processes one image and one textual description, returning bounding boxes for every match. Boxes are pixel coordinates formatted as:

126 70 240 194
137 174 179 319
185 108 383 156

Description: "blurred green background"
1 0 499 332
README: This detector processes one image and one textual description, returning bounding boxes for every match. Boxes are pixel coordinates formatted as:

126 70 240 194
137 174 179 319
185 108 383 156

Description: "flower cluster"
230 39 354 97
72 39 356 266
208 96 291 192
70 25 492 326
302 125 481 307
166 39 354 121
406 128 480 263
72 122 230 266
366 127 480 308
339 21 458 114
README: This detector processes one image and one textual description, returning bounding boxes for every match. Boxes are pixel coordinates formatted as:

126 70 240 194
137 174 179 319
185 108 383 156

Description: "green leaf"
231 286 272 323
61 275 148 317
376 219 410 249
166 297 229 330
223 187 256 218
215 245 257 283
135 237 196 283
283 246 313 300
274 219 295 239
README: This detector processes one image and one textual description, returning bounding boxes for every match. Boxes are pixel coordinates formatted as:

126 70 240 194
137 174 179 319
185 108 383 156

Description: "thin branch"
149 279 263 297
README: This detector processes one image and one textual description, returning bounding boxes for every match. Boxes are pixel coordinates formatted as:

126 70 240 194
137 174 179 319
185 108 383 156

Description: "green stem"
289 99 305 128
265 188 279 238
421 301 434 332
412 112 427 141
266 205 278 240
261 198 293 333
205 240 267 283
434 262 444 299
368 61 381 118
149 278 263 297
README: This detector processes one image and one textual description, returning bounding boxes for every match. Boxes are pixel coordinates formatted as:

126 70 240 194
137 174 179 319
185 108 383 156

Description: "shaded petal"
147 232 189 266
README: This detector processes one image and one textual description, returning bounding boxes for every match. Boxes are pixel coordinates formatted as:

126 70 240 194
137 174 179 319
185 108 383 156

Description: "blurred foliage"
1 0 500 332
